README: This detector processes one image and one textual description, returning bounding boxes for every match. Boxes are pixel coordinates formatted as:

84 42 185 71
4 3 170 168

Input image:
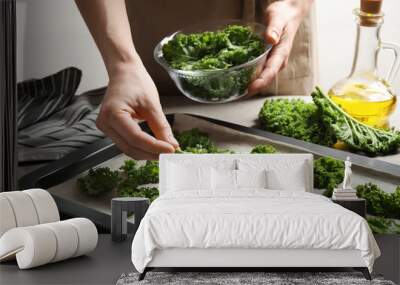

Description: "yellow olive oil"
328 80 396 129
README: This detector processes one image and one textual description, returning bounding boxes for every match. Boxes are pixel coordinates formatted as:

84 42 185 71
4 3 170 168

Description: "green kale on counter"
258 98 336 146
77 167 119 197
356 183 400 219
119 186 159 202
118 160 159 189
175 128 233 153
162 25 266 100
250 144 277 154
117 160 160 201
312 87 400 155
367 216 400 235
313 157 344 197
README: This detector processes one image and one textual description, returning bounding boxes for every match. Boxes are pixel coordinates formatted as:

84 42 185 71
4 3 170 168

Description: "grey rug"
116 272 395 285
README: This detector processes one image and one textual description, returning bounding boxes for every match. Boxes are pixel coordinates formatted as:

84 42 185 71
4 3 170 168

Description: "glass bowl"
154 20 272 104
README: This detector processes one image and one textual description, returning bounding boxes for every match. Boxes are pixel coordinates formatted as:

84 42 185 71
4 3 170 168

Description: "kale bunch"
175 128 233 153
250 144 277 154
313 157 345 197
119 186 159 202
118 160 159 198
162 25 265 101
312 87 400 155
367 216 400 235
163 25 265 70
179 68 253 101
78 160 160 201
77 167 119 197
116 160 160 202
356 183 400 219
258 98 336 146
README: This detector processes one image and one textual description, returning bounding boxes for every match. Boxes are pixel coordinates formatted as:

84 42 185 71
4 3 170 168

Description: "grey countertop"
0 234 134 285
161 92 400 133
161 93 269 127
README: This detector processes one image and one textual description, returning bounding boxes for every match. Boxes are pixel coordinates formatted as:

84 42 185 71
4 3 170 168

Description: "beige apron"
126 0 317 96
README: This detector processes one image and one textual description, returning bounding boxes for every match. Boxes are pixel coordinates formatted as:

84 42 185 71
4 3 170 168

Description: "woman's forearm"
75 0 139 78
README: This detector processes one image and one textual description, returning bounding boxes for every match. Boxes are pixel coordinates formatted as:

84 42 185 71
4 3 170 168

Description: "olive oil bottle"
328 0 399 129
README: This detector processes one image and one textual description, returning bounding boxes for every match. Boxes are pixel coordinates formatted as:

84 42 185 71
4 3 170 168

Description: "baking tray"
18 113 400 231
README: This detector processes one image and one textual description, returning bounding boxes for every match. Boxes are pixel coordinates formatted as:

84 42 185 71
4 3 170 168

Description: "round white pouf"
23 189 60 224
1 192 39 227
0 196 17 237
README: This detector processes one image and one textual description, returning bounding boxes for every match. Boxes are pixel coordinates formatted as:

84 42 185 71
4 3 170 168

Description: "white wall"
17 0 400 95
16 0 108 94
315 0 400 94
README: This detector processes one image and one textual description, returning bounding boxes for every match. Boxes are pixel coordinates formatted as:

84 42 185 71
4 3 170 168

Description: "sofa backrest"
159 154 313 194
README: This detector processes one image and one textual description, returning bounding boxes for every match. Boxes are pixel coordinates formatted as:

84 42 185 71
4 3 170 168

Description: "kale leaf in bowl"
155 22 270 103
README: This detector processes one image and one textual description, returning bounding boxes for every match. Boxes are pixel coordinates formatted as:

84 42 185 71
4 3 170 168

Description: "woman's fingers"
248 28 294 93
248 0 311 94
264 6 288 45
112 111 175 154
97 104 175 155
143 107 179 149
100 123 158 160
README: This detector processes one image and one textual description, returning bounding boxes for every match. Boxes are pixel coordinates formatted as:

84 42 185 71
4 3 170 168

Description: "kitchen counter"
161 93 273 128
162 93 400 130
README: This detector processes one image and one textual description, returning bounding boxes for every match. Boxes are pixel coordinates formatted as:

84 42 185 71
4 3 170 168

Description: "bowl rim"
153 19 272 76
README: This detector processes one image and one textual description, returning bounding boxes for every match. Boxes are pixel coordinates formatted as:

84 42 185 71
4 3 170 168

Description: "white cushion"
236 169 267 189
212 168 237 190
0 196 17 238
42 221 79 262
237 158 308 191
65 218 98 257
167 162 212 192
0 218 97 269
23 189 59 224
1 192 39 227
0 189 60 238
0 225 57 268
266 166 307 191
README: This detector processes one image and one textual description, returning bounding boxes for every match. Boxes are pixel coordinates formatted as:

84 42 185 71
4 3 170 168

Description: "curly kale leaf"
119 186 159 202
117 160 160 201
313 157 345 197
175 128 233 153
118 160 159 188
312 87 400 155
258 98 336 146
163 25 265 71
367 216 391 234
356 183 400 219
250 144 277 154
77 167 119 197
367 216 400 235
175 128 215 150
180 67 253 101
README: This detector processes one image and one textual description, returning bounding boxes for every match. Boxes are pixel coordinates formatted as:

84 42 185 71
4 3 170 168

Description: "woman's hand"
248 0 313 94
76 0 178 160
96 61 179 160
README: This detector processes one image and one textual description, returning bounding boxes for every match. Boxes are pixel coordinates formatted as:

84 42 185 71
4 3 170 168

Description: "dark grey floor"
1 234 398 285
0 234 134 285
